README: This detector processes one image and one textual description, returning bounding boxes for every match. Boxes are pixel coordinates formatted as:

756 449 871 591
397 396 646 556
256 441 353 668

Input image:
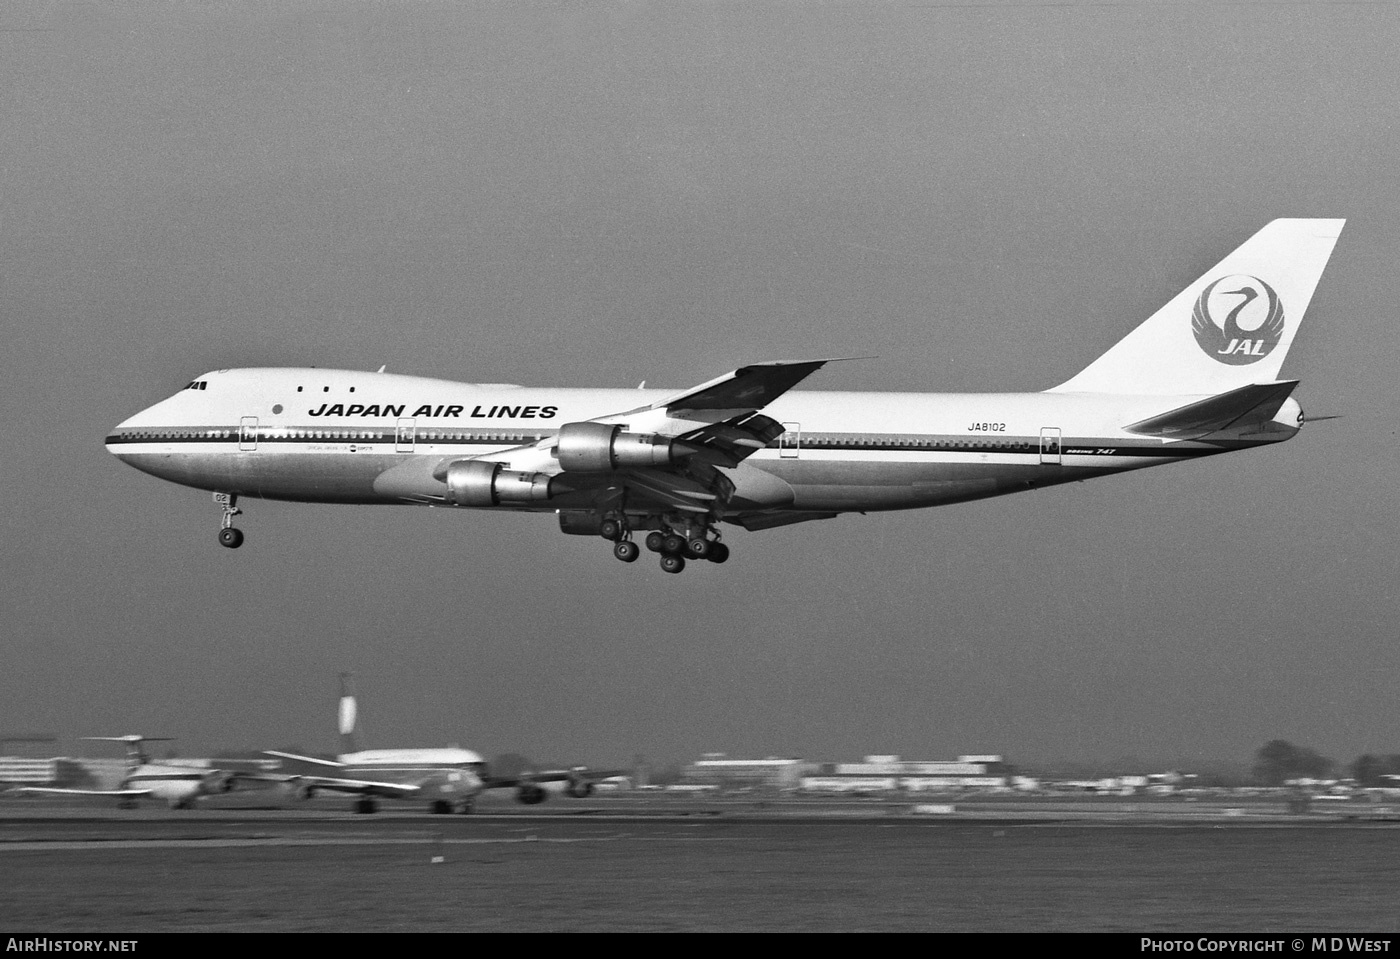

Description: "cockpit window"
184 381 208 391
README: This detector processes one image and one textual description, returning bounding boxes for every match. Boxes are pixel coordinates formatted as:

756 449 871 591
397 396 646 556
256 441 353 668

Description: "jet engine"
565 779 595 799
289 781 317 802
515 783 547 805
445 460 554 507
555 422 684 472
202 770 235 794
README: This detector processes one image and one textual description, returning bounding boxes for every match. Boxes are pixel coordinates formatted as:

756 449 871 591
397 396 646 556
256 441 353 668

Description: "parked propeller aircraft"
265 676 622 814
106 219 1344 572
18 736 276 809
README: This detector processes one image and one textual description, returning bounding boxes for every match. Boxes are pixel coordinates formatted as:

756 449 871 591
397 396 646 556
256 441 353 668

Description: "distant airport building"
801 755 1011 794
0 757 60 785
680 755 809 792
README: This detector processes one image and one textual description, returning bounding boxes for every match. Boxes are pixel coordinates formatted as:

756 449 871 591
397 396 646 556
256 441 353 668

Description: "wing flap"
676 412 787 467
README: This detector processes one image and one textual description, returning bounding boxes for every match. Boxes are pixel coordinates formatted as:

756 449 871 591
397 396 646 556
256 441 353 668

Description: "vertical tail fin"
82 735 171 771
1050 219 1345 395
337 673 360 755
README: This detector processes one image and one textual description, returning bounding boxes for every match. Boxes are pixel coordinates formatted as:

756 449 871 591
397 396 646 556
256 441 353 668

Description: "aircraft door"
395 417 416 453
239 416 258 451
780 422 801 459
1039 427 1061 465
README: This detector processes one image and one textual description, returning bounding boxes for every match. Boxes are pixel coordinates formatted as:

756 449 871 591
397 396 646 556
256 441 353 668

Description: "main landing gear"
602 519 729 574
214 492 243 549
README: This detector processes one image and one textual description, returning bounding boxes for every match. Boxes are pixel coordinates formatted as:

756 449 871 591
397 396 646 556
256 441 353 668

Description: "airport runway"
5 794 1400 932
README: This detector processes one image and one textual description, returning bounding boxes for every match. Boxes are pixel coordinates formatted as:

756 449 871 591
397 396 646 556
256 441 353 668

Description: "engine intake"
516 783 547 805
445 460 554 507
555 422 682 472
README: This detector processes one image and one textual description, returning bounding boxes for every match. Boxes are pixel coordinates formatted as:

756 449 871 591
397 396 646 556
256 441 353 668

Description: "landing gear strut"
601 510 641 563
604 511 731 572
214 492 243 548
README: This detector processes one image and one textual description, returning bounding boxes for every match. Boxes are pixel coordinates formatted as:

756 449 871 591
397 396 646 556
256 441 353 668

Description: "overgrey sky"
3 0 1397 770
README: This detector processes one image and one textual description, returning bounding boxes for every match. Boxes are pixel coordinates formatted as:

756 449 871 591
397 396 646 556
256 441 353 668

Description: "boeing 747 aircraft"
106 219 1344 572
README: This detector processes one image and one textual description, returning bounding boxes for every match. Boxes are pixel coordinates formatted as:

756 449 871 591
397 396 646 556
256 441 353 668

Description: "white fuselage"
123 762 224 807
335 747 487 802
107 367 1300 518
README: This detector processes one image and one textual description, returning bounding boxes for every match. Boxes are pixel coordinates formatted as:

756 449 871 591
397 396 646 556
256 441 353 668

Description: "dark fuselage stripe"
105 429 1226 458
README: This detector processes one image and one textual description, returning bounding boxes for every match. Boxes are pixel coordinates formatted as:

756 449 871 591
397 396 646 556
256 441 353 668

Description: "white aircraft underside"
105 219 1344 572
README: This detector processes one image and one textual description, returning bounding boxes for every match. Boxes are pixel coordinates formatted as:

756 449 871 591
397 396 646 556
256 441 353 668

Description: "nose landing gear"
214 492 243 548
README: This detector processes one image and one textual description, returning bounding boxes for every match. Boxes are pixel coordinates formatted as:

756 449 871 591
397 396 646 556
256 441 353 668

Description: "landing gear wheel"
660 554 686 574
599 518 622 541
217 527 244 549
354 798 378 814
662 534 685 555
686 537 710 559
645 531 666 553
431 800 452 815
707 541 730 564
614 540 640 563
458 801 475 814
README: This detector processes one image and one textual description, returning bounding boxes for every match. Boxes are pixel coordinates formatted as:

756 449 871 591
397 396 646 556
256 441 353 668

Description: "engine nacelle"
202 770 235 794
445 459 554 507
565 780 595 799
516 783 548 805
555 422 682 472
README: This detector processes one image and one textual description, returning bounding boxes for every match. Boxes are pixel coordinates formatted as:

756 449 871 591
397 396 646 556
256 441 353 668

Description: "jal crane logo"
1191 275 1285 365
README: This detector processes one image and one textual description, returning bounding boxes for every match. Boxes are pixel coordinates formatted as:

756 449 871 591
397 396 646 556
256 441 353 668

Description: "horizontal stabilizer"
1124 381 1299 440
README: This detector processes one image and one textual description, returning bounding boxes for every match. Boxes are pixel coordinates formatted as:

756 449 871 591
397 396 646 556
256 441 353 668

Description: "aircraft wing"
263 751 420 799
285 775 422 799
483 767 628 790
17 787 153 798
651 359 832 413
671 411 789 469
264 749 344 769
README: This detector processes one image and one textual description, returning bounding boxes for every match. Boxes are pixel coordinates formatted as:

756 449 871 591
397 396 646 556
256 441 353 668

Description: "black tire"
218 527 243 549
660 554 686 574
599 518 621 541
686 537 710 559
645 531 665 552
431 800 452 815
662 534 685 555
707 541 730 564
614 540 640 563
